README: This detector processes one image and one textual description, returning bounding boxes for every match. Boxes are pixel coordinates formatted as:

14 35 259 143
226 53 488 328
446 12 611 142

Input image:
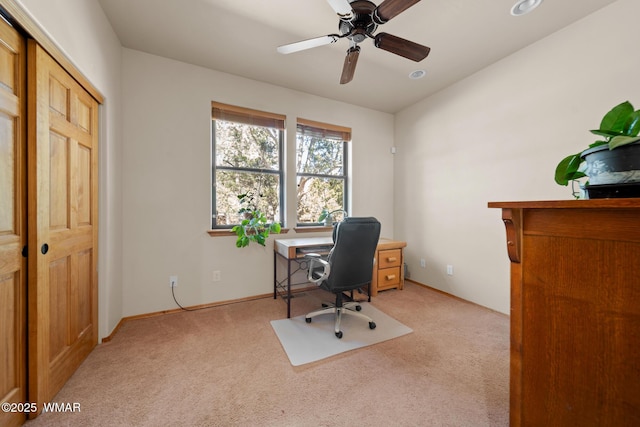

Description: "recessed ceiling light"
510 0 543 16
409 69 426 80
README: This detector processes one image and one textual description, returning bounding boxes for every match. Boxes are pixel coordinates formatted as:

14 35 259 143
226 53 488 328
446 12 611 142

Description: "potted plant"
232 190 281 248
555 101 640 198
318 208 348 226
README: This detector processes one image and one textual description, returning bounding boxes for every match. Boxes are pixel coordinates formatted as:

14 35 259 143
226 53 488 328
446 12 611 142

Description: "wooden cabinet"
370 239 406 296
489 199 640 426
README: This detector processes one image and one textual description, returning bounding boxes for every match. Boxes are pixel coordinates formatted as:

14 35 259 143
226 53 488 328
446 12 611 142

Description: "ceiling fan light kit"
277 0 431 84
510 0 543 16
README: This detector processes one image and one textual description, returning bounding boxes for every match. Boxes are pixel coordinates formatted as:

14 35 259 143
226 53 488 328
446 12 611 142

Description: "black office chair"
304 217 381 338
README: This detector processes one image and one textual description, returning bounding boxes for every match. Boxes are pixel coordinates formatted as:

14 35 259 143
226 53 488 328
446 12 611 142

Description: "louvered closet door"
27 41 99 412
0 17 27 427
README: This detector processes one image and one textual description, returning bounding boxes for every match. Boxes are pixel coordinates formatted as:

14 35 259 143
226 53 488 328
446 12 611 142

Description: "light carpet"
271 302 413 366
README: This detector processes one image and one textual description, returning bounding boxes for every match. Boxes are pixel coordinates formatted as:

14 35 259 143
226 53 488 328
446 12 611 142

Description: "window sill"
207 229 235 237
207 226 331 237
207 228 291 237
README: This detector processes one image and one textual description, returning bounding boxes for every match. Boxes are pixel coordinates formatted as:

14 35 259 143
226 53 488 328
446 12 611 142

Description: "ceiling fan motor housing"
339 0 378 43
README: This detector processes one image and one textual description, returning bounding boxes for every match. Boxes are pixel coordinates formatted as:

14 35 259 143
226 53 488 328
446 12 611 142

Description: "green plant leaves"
623 110 640 137
236 235 249 248
588 140 608 149
233 196 281 247
270 223 281 233
555 153 586 186
609 135 640 150
590 129 620 138
590 101 640 145
599 101 633 134
555 100 640 189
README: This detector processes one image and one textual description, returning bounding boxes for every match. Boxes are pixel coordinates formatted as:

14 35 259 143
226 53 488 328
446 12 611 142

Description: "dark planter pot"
582 141 640 198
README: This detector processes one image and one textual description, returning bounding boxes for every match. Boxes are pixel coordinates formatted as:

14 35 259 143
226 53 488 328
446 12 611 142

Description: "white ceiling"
97 0 618 113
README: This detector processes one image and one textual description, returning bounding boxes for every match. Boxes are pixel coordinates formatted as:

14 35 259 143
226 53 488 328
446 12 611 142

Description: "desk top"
274 236 406 259
274 236 333 259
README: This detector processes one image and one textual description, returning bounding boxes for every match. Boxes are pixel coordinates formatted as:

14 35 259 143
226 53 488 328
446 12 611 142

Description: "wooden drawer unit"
370 239 406 296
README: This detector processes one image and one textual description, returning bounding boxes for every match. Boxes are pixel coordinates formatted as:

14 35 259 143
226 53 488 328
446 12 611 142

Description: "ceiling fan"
277 0 431 84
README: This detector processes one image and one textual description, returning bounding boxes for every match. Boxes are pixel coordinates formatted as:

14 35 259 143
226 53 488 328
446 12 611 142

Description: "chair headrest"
333 217 380 242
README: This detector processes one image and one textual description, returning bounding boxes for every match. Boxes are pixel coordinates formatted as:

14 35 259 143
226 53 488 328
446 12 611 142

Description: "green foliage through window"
212 103 284 228
211 104 350 229
296 121 349 225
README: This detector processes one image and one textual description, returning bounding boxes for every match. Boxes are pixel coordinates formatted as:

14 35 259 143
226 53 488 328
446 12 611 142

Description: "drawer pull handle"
385 274 396 281
386 257 397 262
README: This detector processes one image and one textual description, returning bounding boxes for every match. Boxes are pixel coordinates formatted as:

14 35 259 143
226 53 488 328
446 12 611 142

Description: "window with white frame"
211 102 284 228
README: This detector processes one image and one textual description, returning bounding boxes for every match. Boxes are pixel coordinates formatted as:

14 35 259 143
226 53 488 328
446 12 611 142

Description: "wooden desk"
273 236 406 317
489 199 640 426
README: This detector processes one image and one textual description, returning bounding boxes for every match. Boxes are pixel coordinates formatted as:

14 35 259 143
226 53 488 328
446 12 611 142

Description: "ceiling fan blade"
374 32 430 62
340 46 360 84
326 0 353 18
373 0 421 24
277 35 339 54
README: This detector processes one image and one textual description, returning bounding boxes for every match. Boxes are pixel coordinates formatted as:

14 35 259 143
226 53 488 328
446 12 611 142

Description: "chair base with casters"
305 291 376 339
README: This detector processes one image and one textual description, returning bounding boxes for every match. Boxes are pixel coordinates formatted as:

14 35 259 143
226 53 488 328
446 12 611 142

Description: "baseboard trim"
102 281 505 343
101 285 319 343
101 319 124 343
405 279 508 317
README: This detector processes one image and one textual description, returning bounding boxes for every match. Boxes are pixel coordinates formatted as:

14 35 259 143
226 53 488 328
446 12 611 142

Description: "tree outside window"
296 119 350 225
212 102 284 228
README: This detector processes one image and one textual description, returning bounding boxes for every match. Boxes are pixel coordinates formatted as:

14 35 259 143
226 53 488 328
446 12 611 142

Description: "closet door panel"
0 17 26 427
28 40 99 412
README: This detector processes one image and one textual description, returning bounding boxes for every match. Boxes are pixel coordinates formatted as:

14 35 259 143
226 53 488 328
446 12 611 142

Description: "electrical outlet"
212 270 221 282
420 258 426 268
446 265 453 276
169 275 178 287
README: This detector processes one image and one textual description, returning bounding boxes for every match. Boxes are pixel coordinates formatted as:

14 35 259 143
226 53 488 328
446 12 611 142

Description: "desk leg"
273 251 294 318
287 258 291 318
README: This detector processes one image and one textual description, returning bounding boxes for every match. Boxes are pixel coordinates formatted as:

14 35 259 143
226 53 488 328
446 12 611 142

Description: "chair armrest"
304 252 323 259
304 253 330 283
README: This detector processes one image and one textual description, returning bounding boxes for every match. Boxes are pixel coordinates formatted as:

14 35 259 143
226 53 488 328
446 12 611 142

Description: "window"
212 102 284 228
296 118 350 226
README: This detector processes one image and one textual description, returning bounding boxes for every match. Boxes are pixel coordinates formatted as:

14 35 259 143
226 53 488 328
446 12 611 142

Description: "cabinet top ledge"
488 199 640 209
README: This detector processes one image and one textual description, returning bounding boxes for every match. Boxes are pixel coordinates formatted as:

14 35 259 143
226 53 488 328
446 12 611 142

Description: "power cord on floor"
170 279 271 312
171 284 207 312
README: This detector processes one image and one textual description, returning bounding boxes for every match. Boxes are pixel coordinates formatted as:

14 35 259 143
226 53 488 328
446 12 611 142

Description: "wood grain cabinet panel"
489 199 640 427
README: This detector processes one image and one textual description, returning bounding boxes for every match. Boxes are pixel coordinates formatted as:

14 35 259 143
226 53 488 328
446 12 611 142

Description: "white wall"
17 0 638 330
15 0 123 339
394 0 640 314
121 49 395 317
